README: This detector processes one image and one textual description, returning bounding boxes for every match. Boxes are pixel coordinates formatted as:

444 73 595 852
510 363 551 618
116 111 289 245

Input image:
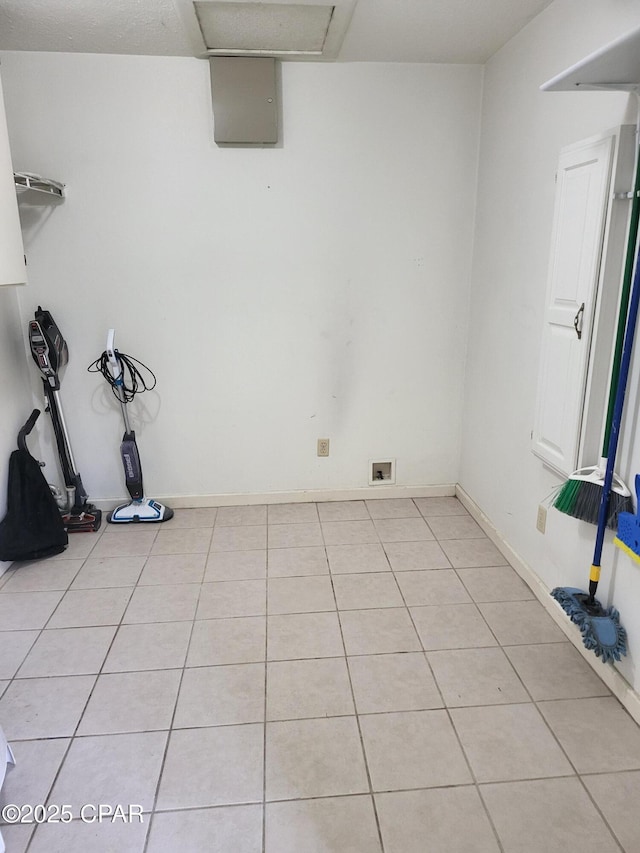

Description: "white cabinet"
0 65 26 287
532 130 620 475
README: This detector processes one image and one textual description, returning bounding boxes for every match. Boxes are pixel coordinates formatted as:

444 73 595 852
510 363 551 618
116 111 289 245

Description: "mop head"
551 587 627 663
552 465 632 529
108 499 173 524
614 533 640 565
613 475 640 565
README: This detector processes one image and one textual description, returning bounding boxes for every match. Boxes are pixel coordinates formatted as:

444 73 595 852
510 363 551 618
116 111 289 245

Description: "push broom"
552 149 640 528
550 225 640 662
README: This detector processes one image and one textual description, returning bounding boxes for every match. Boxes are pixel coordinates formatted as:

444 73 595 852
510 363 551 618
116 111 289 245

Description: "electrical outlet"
536 504 547 534
317 438 330 457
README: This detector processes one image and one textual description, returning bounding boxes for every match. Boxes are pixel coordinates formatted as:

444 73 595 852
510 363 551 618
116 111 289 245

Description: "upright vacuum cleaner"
28 307 102 533
89 330 173 524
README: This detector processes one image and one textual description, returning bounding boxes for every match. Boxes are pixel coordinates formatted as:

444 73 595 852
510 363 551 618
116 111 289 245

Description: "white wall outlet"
317 438 330 457
536 504 547 534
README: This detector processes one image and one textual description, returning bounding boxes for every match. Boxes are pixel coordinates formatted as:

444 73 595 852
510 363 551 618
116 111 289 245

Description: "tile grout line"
527 699 627 851
397 500 506 852
437 517 626 851
423 525 621 849
454 522 630 853
142 531 212 853
21 522 149 852
329 498 516 850
322 519 387 853
11 692 635 745
5 537 108 852
23 521 198 848
420 510 624 850
148 777 571 808
5 530 108 690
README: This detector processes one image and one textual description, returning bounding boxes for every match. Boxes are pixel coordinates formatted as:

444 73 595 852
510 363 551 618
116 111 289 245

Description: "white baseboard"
93 483 457 511
456 485 640 727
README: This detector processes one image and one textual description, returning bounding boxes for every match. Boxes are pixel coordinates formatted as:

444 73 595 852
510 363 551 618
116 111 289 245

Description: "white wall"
0 66 35 575
0 285 35 574
0 53 482 503
461 0 640 689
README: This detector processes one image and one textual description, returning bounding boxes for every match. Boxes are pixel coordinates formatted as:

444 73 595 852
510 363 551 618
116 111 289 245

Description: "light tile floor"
0 497 639 851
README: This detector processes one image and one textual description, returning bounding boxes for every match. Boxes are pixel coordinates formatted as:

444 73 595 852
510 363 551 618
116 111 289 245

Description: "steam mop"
90 330 173 524
28 307 102 532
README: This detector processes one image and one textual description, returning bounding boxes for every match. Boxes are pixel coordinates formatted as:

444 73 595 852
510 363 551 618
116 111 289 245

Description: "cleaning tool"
88 330 173 524
0 409 68 561
550 235 640 662
28 307 102 533
552 145 640 528
614 474 640 564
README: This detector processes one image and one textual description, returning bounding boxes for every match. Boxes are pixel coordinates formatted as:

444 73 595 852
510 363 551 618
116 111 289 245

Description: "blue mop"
550 233 640 663
551 587 626 663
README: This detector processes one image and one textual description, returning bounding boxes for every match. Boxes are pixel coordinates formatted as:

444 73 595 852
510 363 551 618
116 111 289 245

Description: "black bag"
0 410 68 562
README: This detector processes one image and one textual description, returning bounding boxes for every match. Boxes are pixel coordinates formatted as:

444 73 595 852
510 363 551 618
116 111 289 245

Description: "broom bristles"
552 479 632 529
553 478 581 515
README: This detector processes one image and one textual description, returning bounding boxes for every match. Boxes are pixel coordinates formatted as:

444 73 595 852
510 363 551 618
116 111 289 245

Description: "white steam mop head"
108 499 173 523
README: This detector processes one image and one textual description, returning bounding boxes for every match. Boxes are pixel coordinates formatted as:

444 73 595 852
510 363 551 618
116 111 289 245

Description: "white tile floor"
0 497 639 851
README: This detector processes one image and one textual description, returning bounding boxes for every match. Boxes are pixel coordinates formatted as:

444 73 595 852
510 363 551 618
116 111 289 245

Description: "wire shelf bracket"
13 172 65 199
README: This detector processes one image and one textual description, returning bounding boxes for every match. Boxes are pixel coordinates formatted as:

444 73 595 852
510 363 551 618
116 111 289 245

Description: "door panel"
532 134 615 475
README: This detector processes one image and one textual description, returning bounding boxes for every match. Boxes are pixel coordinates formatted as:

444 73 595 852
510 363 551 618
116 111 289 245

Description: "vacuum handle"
17 409 41 452
105 328 132 433
106 329 119 379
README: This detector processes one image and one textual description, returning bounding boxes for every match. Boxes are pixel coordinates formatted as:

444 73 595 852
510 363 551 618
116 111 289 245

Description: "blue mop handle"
591 239 640 592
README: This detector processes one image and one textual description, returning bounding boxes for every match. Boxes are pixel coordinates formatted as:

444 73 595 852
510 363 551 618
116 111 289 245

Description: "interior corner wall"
460 0 640 690
0 286 35 574
0 53 482 502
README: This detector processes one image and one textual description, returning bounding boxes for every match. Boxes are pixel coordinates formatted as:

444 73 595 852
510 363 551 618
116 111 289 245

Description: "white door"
532 133 617 476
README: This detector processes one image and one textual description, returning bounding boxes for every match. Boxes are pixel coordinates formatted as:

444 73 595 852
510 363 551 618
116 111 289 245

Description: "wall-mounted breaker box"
209 57 278 145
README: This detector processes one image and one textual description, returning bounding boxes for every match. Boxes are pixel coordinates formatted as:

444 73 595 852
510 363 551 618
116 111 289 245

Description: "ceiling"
0 0 553 64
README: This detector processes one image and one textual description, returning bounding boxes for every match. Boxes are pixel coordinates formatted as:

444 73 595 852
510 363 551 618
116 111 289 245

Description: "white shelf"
541 24 640 92
13 172 65 198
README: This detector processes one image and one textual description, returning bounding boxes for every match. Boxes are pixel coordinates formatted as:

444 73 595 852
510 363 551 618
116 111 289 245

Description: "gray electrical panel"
209 57 278 144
